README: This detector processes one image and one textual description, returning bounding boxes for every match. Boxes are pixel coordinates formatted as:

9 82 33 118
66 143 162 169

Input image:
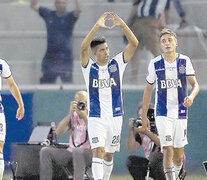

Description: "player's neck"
56 11 66 17
96 61 108 66
163 52 177 63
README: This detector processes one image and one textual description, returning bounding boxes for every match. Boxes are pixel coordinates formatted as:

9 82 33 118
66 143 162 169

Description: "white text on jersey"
161 79 182 89
92 78 117 89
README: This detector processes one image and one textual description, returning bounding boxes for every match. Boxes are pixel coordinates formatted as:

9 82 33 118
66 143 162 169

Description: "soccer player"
141 28 200 180
80 12 138 180
0 59 25 180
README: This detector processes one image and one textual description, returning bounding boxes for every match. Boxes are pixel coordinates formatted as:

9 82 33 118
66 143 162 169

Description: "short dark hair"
160 28 177 39
90 36 106 49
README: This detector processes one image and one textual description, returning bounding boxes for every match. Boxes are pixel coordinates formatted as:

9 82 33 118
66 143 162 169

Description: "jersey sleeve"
186 57 195 76
146 59 156 84
113 52 127 75
1 60 12 78
66 11 78 24
39 6 51 18
81 59 93 78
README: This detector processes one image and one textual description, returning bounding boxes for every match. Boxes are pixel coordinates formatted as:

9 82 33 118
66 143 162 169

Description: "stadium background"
0 0 207 177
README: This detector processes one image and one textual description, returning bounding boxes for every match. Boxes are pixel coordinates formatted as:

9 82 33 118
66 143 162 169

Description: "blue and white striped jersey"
146 54 195 119
136 0 167 18
81 52 127 118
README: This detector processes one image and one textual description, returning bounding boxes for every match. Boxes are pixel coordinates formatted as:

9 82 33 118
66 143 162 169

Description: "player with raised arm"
80 12 138 180
141 28 200 180
0 59 24 180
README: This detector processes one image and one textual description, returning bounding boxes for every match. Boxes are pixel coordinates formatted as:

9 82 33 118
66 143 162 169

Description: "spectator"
126 103 187 180
165 0 188 29
125 0 167 83
30 0 82 84
40 91 92 180
142 28 200 180
0 58 25 180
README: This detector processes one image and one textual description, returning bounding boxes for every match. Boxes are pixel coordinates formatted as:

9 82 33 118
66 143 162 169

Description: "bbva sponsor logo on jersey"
160 79 182 89
92 78 117 88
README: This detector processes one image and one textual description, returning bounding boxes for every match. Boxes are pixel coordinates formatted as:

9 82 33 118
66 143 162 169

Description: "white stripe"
143 0 152 17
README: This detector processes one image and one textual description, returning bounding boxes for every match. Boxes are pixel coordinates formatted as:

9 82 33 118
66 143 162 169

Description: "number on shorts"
0 123 3 132
112 135 120 144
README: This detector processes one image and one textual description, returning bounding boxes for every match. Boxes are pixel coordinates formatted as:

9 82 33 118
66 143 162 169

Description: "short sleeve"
39 6 51 18
66 12 78 24
1 60 12 78
81 59 93 78
186 57 195 76
146 60 156 84
113 52 127 75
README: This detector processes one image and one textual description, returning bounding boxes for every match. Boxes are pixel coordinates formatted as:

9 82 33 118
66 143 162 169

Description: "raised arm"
110 13 138 63
5 76 24 120
56 100 77 136
80 12 111 67
183 76 200 107
55 114 71 136
73 0 82 18
30 0 40 12
126 3 138 27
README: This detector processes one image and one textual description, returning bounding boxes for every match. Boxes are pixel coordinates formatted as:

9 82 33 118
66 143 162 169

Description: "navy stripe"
0 103 4 113
0 64 2 71
149 0 158 16
177 58 187 119
108 60 123 117
155 59 167 116
141 0 147 17
89 63 100 117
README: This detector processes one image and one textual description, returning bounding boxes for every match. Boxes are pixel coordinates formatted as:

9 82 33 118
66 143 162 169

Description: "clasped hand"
97 12 125 30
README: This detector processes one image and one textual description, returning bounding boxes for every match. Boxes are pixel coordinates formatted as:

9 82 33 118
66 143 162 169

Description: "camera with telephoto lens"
132 108 157 134
77 101 86 111
133 118 142 128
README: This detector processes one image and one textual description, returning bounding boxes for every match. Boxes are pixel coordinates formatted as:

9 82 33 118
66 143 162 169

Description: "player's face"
160 34 178 54
94 43 110 66
55 0 67 13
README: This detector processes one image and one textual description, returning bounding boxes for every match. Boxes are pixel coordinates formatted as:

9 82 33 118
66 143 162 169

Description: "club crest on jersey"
92 78 117 88
160 79 182 89
109 64 117 73
179 65 186 74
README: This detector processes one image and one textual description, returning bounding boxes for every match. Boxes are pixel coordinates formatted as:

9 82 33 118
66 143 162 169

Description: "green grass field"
3 172 206 180
111 174 206 180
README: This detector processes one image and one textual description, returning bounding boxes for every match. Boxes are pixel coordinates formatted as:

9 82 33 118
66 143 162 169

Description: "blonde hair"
160 28 177 39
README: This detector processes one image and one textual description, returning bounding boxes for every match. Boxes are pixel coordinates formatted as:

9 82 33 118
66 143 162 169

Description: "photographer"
126 104 186 180
40 91 92 180
126 103 165 180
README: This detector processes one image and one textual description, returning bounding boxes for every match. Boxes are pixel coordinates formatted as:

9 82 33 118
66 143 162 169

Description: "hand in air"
97 12 125 30
96 12 112 29
109 12 125 29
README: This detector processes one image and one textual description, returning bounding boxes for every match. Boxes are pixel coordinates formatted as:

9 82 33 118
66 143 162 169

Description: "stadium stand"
0 0 206 87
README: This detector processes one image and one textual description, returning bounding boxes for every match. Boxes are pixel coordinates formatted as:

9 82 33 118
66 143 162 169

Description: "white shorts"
0 113 6 142
155 116 188 150
88 116 123 153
